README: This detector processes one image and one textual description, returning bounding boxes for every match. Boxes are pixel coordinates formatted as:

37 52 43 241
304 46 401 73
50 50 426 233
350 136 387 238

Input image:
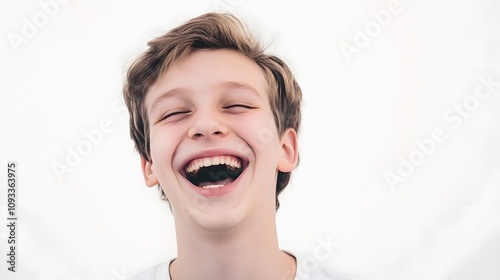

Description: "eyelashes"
158 104 257 123
223 104 256 109
159 110 191 122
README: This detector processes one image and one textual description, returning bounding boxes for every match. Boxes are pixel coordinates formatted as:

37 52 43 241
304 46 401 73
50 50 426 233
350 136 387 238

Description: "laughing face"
141 49 298 231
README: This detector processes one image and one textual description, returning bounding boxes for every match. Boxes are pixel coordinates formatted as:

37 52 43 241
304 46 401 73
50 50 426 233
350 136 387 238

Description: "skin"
141 49 299 280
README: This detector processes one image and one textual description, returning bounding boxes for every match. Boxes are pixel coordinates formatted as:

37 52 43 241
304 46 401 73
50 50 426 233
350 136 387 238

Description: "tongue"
197 178 234 188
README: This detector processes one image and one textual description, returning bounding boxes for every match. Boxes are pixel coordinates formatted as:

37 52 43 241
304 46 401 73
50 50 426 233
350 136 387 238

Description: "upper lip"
178 148 249 177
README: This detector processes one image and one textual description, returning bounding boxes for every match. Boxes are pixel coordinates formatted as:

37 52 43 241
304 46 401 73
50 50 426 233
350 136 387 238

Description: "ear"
277 128 299 172
141 157 158 187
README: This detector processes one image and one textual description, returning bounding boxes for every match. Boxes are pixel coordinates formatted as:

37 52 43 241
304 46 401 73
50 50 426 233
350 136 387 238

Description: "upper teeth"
185 155 241 174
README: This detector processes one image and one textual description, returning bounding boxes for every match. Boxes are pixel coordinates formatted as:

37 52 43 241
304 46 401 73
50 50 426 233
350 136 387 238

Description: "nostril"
189 129 224 139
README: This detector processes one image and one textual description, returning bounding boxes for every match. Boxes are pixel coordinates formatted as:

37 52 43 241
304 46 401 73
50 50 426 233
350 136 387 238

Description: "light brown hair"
123 12 302 209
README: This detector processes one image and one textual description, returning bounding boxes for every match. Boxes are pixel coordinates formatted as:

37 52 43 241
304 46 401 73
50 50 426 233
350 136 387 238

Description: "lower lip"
190 169 245 197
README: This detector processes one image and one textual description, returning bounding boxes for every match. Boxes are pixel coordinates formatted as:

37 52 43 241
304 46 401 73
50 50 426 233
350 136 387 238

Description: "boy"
123 12 315 279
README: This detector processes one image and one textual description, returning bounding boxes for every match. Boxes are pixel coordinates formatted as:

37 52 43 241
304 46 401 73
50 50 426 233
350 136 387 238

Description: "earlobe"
141 157 158 187
277 128 299 172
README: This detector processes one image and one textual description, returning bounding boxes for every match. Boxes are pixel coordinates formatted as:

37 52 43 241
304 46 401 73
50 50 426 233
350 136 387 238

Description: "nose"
187 109 227 139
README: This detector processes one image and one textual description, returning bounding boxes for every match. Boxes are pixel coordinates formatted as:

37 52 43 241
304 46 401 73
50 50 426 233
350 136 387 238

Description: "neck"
170 207 296 280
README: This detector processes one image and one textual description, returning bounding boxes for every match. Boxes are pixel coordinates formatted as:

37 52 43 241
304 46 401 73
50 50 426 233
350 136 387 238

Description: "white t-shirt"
128 254 336 280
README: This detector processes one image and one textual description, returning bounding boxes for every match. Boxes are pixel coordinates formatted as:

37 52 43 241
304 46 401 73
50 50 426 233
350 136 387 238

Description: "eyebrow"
150 81 261 113
216 81 261 97
150 88 187 114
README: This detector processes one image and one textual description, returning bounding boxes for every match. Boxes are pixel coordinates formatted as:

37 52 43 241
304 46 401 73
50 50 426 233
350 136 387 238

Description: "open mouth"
183 155 245 189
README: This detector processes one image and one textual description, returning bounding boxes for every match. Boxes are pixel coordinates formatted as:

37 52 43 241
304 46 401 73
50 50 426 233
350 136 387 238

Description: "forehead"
146 49 269 110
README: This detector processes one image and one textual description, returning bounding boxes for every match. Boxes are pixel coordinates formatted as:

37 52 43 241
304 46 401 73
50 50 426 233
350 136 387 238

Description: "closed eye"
159 110 190 122
223 104 256 110
223 104 257 114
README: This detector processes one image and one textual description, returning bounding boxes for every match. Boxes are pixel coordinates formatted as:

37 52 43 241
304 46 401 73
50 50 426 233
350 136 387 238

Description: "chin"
190 203 248 232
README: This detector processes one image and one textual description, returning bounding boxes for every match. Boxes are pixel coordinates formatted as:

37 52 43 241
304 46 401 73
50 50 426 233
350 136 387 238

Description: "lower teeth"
202 184 225 189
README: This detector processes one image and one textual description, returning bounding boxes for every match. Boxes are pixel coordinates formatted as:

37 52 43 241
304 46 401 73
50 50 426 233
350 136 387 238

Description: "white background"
1 0 499 279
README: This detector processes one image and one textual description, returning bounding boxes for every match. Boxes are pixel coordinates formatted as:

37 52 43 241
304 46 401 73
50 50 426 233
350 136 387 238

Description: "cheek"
236 115 281 163
149 128 179 173
247 118 279 152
